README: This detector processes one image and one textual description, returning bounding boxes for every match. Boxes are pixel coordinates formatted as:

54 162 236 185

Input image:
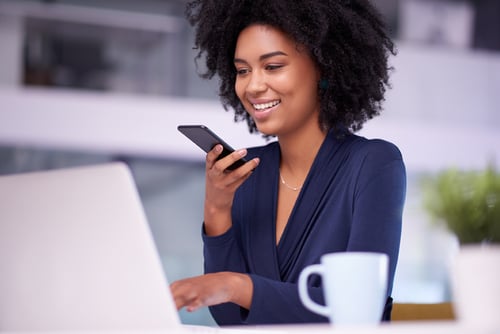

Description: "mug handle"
298 264 330 317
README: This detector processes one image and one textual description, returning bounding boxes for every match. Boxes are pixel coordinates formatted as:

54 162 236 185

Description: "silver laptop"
0 162 184 331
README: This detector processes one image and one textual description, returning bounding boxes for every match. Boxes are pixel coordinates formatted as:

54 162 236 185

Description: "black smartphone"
177 125 248 170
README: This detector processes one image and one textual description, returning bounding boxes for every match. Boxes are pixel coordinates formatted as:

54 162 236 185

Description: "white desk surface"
228 321 497 334
2 321 498 334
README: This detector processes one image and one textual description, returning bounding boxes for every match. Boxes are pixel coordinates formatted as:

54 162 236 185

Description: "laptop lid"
0 162 180 331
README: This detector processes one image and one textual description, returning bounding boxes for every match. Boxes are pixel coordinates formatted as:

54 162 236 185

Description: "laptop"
0 162 275 333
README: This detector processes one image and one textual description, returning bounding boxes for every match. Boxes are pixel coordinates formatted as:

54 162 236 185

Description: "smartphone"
177 125 248 170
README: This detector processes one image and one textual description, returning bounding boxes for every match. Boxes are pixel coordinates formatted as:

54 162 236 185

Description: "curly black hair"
186 0 396 134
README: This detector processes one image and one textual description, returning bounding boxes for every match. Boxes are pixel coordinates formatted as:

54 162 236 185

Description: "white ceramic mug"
298 252 389 326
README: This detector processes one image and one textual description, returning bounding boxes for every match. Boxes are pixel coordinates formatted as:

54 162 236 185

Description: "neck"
278 126 327 179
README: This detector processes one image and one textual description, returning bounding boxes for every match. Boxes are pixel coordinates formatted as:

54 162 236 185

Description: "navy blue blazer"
202 130 406 325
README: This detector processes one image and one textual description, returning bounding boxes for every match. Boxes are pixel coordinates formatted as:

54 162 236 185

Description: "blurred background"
0 0 499 326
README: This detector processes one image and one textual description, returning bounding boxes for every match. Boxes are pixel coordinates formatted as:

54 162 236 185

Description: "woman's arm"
171 145 259 313
347 141 406 294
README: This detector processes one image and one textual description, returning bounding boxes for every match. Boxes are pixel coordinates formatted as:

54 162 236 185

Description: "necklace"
279 173 302 191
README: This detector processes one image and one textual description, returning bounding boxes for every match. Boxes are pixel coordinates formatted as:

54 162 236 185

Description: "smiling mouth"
252 100 281 111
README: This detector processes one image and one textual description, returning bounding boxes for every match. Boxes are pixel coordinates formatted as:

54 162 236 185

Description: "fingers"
170 276 220 312
186 300 204 312
169 273 237 312
206 144 243 173
170 280 200 311
205 144 223 170
206 145 259 175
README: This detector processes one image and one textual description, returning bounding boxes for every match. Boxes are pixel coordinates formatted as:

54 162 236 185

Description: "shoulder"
344 136 406 189
343 135 404 166
330 134 406 184
355 137 402 160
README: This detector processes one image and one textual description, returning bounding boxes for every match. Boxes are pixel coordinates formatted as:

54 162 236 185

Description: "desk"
1 322 498 334
226 321 497 334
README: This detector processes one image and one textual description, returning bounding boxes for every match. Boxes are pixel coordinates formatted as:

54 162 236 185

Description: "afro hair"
186 0 396 134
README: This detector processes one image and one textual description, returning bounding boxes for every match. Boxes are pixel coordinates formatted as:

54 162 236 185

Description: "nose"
246 70 267 94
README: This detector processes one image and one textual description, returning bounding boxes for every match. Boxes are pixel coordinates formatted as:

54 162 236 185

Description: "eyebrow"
234 51 288 63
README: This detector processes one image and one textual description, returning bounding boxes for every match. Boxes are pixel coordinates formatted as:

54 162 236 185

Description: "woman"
171 0 406 325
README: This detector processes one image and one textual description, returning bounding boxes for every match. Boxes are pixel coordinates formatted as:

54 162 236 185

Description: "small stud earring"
319 79 329 90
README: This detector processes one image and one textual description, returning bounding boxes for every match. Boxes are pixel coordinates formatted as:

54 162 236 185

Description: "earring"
319 78 329 90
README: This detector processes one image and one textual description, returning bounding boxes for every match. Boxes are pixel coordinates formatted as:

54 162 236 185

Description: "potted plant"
422 165 500 328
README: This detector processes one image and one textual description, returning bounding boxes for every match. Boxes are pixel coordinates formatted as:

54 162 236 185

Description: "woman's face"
234 24 321 137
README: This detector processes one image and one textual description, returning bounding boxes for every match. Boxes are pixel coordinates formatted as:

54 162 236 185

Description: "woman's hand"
170 272 253 312
204 145 259 236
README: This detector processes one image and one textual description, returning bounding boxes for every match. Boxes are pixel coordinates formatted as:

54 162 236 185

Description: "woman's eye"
236 68 249 75
266 64 283 71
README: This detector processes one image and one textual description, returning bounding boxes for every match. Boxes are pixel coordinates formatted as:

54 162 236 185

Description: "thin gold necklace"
279 173 302 191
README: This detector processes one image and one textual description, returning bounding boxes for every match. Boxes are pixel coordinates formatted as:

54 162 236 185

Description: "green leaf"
421 164 500 244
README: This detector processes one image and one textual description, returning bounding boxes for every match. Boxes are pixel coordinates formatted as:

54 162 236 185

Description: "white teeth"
253 100 280 110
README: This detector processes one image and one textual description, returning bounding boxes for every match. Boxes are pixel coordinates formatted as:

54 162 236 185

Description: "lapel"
276 131 355 280
245 143 281 279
